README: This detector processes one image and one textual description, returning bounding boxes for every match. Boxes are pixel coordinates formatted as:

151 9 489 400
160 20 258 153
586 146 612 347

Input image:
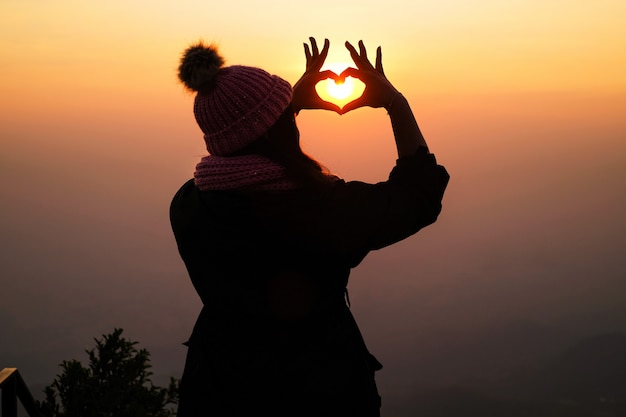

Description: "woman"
171 37 449 417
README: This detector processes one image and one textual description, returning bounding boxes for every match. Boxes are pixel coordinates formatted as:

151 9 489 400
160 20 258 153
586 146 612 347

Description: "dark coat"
170 148 449 416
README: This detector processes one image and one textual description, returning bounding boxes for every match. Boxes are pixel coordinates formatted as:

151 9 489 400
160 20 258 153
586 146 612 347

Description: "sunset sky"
2 0 625 408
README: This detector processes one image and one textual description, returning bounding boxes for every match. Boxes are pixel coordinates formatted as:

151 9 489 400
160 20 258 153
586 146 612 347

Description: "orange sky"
2 0 625 177
1 0 626 397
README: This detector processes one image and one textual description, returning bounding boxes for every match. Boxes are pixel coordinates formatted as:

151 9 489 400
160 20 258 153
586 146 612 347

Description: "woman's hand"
342 40 428 155
339 40 399 114
292 37 342 115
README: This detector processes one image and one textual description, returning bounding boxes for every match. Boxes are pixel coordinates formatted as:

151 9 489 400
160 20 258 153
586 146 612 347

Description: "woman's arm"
387 93 428 157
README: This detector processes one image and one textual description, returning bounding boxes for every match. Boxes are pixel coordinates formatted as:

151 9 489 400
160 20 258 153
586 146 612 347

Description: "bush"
38 328 179 417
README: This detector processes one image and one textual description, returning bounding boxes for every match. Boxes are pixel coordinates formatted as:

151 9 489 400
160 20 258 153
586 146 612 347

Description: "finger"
345 41 363 68
358 40 376 70
376 46 384 75
310 37 319 57
318 69 340 82
339 67 361 81
319 38 330 61
358 40 367 61
340 96 367 114
303 69 339 86
302 96 342 114
349 40 373 70
308 38 330 71
304 43 312 67
317 100 342 114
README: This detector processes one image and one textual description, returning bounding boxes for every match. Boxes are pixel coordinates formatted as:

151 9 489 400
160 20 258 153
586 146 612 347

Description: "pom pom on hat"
178 41 293 156
178 41 225 92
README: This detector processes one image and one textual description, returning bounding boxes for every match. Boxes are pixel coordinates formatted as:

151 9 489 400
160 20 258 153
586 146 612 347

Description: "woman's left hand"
292 37 342 114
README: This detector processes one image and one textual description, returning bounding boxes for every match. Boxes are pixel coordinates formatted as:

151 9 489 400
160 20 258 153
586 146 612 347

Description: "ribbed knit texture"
193 65 293 156
194 154 299 191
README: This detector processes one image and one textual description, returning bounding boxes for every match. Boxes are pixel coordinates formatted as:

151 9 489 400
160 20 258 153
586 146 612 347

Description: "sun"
315 63 365 108
326 77 355 100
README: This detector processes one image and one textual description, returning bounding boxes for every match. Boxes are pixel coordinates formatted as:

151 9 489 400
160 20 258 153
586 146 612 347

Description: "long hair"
235 106 336 189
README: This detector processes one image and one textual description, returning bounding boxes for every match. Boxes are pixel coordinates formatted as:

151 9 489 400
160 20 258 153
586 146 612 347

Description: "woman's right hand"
340 40 400 114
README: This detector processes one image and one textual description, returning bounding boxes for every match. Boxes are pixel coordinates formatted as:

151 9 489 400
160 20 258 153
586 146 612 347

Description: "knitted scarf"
194 154 299 191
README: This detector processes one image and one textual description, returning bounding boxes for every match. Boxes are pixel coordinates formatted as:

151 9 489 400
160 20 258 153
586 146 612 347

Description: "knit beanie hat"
178 42 293 156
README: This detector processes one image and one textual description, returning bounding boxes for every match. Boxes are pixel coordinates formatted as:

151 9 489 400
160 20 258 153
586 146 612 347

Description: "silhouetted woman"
170 37 449 417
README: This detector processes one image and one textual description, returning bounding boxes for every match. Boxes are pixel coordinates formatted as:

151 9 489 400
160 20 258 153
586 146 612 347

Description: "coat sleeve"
322 147 449 258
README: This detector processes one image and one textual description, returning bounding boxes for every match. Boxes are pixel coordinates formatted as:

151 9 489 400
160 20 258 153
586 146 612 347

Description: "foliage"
37 328 179 417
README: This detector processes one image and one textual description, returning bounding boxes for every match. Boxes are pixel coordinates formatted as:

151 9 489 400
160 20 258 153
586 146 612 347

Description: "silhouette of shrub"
37 328 178 417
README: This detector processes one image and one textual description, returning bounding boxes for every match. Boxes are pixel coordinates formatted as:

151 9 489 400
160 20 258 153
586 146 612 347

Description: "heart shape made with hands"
315 73 365 109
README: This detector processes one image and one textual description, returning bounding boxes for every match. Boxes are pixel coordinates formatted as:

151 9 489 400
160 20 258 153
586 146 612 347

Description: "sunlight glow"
327 77 355 100
312 61 366 108
316 76 365 108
